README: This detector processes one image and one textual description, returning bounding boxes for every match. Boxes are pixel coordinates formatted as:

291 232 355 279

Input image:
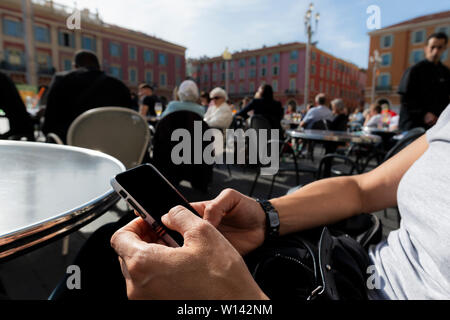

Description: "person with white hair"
160 80 205 118
299 93 334 129
203 87 233 129
329 98 349 131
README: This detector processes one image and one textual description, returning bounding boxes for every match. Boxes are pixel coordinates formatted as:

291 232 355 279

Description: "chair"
59 107 150 255
67 107 150 169
151 110 213 193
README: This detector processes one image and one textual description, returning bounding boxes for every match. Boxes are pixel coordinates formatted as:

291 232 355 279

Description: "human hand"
111 205 268 300
424 112 438 126
190 189 266 256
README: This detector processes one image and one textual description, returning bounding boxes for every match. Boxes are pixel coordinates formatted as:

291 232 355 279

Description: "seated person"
349 105 365 126
0 71 34 140
329 98 348 131
364 103 383 128
300 93 334 129
161 80 205 119
203 87 233 130
235 84 283 130
42 50 133 143
138 84 160 119
111 103 450 300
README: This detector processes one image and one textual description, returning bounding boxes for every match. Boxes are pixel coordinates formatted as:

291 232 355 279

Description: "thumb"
162 205 203 237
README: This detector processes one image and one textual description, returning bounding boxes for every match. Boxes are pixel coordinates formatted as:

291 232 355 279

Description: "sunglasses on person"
212 96 223 100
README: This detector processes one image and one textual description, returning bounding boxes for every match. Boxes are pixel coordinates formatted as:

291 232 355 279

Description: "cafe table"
0 140 125 261
286 128 382 145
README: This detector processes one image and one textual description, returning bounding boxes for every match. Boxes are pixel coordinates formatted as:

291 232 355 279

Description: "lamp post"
369 49 382 104
22 0 37 86
222 48 232 95
303 3 319 107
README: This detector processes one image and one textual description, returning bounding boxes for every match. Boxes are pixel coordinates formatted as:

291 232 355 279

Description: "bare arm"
139 104 149 118
271 135 428 235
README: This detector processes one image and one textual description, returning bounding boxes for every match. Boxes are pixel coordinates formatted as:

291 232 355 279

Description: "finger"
111 218 159 258
190 201 208 217
162 205 204 237
203 189 243 226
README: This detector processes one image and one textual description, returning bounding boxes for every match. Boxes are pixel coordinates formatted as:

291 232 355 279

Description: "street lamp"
222 47 232 95
369 49 382 104
303 2 319 107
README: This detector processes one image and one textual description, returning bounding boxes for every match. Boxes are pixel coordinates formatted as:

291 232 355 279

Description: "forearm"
271 176 363 235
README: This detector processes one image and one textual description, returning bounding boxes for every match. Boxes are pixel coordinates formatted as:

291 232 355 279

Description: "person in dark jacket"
0 71 35 140
42 50 133 143
398 32 450 131
235 84 283 129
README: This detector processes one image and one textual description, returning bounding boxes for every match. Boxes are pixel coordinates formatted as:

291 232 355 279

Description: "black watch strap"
256 199 280 240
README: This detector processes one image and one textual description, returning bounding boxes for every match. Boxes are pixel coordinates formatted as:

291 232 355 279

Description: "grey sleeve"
426 104 450 142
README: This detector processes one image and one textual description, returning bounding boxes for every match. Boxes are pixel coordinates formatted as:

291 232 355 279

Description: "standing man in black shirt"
138 83 159 119
398 32 450 131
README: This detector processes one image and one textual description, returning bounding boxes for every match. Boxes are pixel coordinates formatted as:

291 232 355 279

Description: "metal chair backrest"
383 127 426 161
67 107 150 169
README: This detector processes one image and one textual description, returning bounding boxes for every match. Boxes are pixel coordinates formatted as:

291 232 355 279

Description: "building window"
239 83 245 93
221 73 225 81
229 71 234 80
249 82 255 93
175 56 182 69
109 43 122 57
320 55 325 65
381 53 392 66
290 50 298 60
110 66 122 80
144 50 154 63
239 59 246 67
213 73 218 82
129 47 137 60
129 68 137 83
380 34 393 48
61 59 71 71
59 31 75 48
239 69 245 79
378 73 391 87
229 84 235 94
249 68 256 78
3 19 22 37
412 30 425 44
5 48 24 67
410 50 424 64
249 57 256 66
158 53 167 66
82 36 96 51
320 67 324 78
160 73 167 86
261 67 267 77
35 26 50 43
203 74 208 82
260 55 268 64
213 62 218 71
272 66 279 76
36 53 52 71
289 63 298 74
310 79 315 91
289 78 296 91
272 53 280 63
145 71 153 83
311 65 316 75
436 26 449 36
311 51 316 61
272 80 278 92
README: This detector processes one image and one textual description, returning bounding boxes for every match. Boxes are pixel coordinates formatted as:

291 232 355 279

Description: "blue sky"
57 0 449 68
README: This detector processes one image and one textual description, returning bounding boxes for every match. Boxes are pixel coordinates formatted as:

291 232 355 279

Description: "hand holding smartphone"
111 163 200 247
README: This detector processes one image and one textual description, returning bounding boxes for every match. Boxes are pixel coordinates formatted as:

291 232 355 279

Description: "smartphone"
110 163 200 247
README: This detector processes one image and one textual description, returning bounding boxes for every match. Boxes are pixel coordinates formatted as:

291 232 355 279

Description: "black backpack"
244 214 382 300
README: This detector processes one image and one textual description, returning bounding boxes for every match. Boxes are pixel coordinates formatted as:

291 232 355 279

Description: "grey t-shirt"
368 104 450 299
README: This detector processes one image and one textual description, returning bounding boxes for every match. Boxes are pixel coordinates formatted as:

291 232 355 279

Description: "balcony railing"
375 85 392 92
0 61 26 72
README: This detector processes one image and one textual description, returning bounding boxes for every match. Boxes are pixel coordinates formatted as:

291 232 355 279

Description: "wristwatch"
256 199 280 240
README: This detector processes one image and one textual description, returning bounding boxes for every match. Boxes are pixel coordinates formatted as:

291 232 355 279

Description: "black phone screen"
115 164 199 246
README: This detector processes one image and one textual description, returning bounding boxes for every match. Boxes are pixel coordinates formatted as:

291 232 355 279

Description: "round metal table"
0 141 125 260
286 129 382 144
